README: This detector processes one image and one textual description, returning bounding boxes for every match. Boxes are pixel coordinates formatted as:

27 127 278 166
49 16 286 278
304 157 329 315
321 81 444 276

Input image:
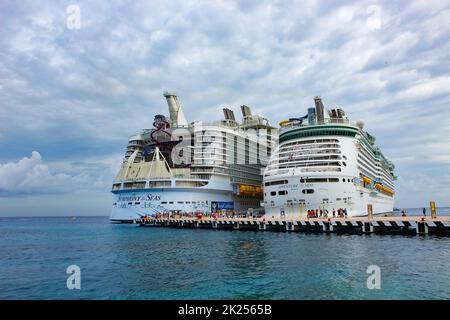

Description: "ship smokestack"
163 92 188 126
314 96 325 124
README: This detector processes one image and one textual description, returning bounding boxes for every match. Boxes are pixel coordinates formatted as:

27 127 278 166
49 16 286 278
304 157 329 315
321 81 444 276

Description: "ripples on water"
0 214 449 299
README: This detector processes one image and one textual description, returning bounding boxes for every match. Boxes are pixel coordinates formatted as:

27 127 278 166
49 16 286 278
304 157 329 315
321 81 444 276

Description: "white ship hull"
264 175 394 218
110 180 261 222
110 188 233 222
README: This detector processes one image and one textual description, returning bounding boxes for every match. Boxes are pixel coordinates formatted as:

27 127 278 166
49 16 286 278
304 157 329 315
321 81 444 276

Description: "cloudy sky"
1 0 450 216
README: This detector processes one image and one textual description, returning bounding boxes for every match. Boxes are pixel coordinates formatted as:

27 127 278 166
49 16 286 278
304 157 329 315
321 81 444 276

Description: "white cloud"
0 151 115 196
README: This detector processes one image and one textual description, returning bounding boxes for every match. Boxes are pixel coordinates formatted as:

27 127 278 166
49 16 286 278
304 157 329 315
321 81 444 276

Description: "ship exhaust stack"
163 92 188 126
314 96 325 124
223 108 236 121
241 105 252 119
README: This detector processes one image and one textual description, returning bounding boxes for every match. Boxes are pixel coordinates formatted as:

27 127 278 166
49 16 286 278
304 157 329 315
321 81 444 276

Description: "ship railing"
279 118 351 133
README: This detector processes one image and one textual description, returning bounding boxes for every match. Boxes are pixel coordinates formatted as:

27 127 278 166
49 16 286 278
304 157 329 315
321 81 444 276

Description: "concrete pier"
137 216 450 236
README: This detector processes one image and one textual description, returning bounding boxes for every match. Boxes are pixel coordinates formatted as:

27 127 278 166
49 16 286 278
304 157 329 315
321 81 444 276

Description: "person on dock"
423 208 426 216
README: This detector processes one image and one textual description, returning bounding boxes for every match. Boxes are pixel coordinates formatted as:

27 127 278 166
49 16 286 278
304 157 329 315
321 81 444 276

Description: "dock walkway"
137 216 450 235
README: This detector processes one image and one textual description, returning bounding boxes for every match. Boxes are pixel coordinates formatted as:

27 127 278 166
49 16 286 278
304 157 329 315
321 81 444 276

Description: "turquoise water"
0 214 449 300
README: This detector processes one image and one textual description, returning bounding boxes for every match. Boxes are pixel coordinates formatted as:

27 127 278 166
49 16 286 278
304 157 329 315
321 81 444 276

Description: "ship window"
128 202 132 205
186 201 190 204
265 180 288 186
270 191 276 196
279 190 288 195
306 189 314 194
342 178 346 182
169 201 174 204
300 178 305 183
343 162 347 166
343 155 347 160
336 198 341 201
328 178 339 182
306 178 327 183
178 201 184 204
134 202 140 205
161 202 167 204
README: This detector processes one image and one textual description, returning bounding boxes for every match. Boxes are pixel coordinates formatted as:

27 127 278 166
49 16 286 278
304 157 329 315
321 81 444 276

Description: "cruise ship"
263 97 395 218
110 92 277 222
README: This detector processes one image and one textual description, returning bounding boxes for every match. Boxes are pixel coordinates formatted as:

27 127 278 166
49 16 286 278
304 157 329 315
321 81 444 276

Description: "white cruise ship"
110 92 277 222
263 97 395 218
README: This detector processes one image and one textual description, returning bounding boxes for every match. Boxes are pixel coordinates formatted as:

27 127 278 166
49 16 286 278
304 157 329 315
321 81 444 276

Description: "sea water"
0 209 449 299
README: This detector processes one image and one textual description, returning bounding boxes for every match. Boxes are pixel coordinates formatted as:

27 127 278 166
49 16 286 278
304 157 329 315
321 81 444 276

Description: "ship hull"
110 187 260 222
264 176 394 218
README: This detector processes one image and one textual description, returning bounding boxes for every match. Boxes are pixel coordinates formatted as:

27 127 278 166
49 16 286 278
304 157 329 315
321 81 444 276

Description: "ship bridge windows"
272 161 341 170
112 183 121 190
300 177 340 183
264 180 288 186
301 167 342 173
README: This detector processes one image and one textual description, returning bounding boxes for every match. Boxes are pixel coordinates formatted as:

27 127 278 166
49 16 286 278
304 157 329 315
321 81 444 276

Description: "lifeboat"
362 176 372 184
375 182 394 195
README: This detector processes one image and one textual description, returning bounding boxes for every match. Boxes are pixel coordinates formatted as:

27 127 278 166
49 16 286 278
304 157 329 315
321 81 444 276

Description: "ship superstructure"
110 92 277 222
263 97 395 218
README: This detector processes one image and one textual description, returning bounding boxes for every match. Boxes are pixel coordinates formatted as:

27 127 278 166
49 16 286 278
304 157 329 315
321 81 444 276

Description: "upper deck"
279 119 360 144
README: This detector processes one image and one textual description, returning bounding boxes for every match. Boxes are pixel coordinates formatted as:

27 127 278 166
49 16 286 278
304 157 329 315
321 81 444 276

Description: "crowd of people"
306 208 348 218
141 210 257 221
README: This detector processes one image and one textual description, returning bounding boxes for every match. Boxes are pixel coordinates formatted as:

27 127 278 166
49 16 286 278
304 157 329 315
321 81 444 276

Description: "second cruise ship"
263 97 395 218
110 92 277 222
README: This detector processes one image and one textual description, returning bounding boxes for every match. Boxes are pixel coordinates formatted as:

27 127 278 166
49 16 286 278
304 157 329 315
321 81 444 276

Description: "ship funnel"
223 108 236 121
240 105 252 118
163 91 188 126
314 96 325 124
